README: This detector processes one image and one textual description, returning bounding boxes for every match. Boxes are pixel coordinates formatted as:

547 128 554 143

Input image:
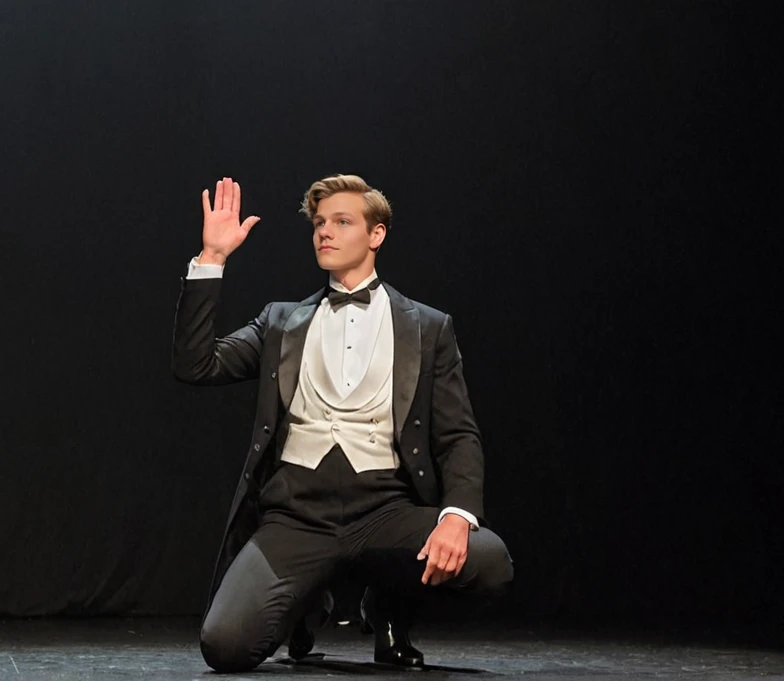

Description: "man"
172 174 513 673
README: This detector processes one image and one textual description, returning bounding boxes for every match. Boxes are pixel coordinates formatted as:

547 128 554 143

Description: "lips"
319 246 336 251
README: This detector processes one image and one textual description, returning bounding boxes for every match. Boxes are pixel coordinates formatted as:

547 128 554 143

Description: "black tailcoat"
172 277 485 601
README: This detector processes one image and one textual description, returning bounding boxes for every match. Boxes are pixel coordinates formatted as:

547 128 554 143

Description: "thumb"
417 538 430 561
241 215 261 233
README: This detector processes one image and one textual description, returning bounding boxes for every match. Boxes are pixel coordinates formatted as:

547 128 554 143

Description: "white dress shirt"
320 270 388 401
186 257 478 529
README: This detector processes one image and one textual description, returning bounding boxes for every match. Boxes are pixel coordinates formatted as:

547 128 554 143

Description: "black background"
1 0 780 635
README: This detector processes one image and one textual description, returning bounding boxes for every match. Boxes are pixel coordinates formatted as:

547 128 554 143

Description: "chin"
317 254 346 269
316 258 342 271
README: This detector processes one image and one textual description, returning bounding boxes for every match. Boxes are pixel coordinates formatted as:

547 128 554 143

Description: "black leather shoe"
287 589 334 660
287 618 314 660
360 587 424 668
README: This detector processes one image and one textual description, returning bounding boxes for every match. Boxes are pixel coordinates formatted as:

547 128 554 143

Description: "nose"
317 221 333 239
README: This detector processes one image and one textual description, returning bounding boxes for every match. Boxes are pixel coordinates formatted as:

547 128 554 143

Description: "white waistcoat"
280 302 398 472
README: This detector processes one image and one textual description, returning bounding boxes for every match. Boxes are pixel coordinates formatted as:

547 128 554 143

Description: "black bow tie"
327 278 381 308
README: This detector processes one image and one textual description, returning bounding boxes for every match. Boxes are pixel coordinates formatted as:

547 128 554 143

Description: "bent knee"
464 530 514 591
200 621 267 673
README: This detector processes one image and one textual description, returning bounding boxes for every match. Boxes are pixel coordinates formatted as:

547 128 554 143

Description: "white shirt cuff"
186 255 224 279
438 506 479 530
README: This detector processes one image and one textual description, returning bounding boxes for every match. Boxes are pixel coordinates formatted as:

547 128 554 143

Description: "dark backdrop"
1 0 779 634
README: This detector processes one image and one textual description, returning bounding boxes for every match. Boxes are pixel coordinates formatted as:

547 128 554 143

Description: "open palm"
200 177 260 264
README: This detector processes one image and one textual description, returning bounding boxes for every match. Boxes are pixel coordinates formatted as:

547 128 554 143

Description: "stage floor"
1 617 782 680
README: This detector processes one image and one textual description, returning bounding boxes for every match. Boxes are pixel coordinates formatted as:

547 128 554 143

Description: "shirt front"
319 269 388 401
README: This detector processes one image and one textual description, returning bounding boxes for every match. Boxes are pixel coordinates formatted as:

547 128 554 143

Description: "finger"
437 554 451 572
232 181 241 215
434 567 451 586
443 552 459 575
240 216 261 234
427 547 443 576
432 544 450 571
215 179 224 211
222 177 233 210
422 545 441 584
417 537 431 561
202 189 211 215
220 177 232 210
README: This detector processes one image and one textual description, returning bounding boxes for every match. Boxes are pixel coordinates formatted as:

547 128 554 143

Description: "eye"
339 219 349 225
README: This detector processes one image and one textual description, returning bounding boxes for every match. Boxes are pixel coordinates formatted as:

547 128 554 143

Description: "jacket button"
418 470 425 477
263 425 271 434
271 371 277 379
254 443 261 452
412 447 419 455
244 472 250 480
414 419 421 428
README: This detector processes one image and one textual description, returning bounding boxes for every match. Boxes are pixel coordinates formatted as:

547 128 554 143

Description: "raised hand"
198 177 261 266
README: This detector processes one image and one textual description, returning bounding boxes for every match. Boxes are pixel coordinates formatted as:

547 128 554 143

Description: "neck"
330 263 376 291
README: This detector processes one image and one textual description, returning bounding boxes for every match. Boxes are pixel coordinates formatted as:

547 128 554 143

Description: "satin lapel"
278 290 323 411
385 284 421 443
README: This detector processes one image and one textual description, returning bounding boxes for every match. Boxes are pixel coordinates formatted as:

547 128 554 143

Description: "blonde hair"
300 174 392 231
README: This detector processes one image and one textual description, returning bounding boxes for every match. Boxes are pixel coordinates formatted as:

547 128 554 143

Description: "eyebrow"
312 211 356 221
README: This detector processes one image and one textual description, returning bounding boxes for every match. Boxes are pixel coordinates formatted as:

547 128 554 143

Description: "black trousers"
200 446 513 672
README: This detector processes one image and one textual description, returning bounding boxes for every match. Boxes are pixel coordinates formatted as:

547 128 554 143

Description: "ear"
369 223 387 251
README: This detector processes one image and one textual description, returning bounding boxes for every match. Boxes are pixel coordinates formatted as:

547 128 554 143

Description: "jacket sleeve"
429 314 485 521
171 277 270 385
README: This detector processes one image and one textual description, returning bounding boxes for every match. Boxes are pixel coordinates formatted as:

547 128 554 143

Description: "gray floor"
1 617 783 680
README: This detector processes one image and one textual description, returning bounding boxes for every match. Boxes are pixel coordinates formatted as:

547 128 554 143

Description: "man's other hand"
417 514 470 586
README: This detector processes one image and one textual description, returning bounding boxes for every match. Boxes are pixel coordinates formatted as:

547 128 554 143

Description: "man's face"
312 192 385 273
